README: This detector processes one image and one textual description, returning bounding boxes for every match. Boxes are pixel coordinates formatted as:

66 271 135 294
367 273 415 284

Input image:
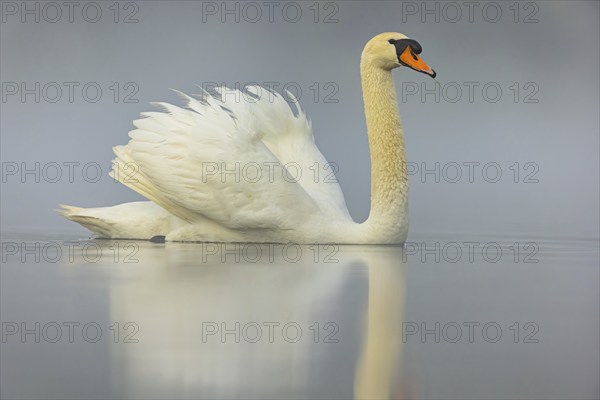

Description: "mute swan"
59 32 436 244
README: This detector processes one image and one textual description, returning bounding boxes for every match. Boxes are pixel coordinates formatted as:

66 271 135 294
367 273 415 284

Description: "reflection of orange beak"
399 46 436 78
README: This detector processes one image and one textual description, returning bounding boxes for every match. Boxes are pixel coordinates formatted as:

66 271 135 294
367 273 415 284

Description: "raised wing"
110 86 350 232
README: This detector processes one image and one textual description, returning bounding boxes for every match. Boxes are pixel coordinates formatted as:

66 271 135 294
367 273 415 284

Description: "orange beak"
399 46 436 78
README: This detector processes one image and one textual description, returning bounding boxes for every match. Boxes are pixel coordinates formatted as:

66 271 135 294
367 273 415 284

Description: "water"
1 233 598 399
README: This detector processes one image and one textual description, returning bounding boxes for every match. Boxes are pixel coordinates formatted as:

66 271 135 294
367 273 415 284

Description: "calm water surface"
1 233 598 399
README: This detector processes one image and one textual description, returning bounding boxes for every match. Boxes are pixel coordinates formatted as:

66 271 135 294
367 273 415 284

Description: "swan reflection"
90 242 408 398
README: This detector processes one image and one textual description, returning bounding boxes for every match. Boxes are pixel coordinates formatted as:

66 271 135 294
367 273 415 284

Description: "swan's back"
109 86 351 237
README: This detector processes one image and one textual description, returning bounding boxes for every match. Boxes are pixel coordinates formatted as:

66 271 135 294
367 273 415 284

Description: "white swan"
59 32 436 244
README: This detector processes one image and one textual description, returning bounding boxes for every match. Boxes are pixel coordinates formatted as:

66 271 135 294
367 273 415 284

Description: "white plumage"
60 33 437 243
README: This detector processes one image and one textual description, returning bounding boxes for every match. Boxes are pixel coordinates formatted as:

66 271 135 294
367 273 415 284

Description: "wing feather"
110 86 351 231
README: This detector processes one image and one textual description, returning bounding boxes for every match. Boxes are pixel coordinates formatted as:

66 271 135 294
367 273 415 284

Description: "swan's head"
362 32 436 77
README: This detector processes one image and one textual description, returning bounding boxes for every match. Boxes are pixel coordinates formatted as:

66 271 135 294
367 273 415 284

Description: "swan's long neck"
360 59 408 241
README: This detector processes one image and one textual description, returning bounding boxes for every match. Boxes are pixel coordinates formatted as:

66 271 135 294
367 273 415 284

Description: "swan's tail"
57 201 180 239
57 204 117 238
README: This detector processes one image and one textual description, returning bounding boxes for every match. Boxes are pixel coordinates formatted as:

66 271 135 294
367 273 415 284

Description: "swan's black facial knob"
389 38 436 78
389 38 422 55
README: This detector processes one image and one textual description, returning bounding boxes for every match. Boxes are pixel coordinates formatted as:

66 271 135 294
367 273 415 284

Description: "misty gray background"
1 1 599 239
1 3 599 399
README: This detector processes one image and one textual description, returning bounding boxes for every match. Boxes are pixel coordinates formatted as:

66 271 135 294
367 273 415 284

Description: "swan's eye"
388 39 396 44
